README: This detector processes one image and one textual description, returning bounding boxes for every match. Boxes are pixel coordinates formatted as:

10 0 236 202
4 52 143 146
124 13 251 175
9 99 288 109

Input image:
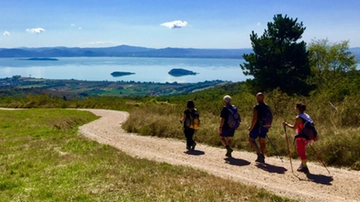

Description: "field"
1 80 359 170
0 109 292 201
0 76 228 98
121 84 360 170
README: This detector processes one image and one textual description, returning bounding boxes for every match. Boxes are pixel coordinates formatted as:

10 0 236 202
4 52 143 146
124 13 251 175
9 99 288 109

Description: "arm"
180 113 186 123
282 117 301 130
248 108 258 131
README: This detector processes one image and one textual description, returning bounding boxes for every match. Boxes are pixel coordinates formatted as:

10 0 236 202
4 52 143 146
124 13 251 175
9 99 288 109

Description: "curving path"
77 109 359 202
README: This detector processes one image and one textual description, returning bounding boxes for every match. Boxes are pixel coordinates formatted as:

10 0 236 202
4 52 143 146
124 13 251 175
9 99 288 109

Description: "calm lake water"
0 57 358 83
0 57 248 83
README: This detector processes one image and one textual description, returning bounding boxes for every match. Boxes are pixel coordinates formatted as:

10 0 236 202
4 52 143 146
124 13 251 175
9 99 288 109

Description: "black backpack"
258 103 273 129
297 117 318 141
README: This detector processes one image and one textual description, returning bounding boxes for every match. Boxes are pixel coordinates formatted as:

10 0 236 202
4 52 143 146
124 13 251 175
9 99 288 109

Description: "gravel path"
78 109 360 202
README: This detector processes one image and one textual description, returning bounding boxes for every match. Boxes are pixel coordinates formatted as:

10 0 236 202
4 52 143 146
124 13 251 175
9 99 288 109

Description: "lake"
0 57 248 83
0 57 358 83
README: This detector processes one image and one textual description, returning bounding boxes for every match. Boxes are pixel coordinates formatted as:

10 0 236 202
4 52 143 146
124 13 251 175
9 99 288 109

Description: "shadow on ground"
184 150 205 156
306 173 333 185
224 157 251 167
256 163 288 174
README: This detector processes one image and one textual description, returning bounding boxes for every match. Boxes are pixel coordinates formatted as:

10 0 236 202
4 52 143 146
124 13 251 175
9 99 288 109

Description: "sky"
0 0 359 49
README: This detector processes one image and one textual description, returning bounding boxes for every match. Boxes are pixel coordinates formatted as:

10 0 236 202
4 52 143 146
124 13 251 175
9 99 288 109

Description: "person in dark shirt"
180 100 197 150
219 95 235 157
248 92 268 163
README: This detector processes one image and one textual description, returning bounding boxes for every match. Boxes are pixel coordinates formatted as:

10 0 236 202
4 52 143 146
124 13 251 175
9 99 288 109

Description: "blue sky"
0 0 359 48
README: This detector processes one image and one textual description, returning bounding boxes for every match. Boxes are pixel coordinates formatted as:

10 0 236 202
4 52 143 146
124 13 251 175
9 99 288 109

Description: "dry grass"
123 97 360 170
0 109 293 201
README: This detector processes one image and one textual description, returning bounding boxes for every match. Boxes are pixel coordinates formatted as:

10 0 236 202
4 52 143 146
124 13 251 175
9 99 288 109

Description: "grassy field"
123 87 360 170
0 109 292 201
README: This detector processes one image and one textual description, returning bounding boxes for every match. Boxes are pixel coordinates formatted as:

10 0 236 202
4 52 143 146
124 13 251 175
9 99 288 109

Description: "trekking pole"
266 135 283 162
284 126 294 174
308 143 331 174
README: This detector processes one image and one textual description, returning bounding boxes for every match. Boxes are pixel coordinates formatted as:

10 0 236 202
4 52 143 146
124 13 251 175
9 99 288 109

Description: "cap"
223 95 232 101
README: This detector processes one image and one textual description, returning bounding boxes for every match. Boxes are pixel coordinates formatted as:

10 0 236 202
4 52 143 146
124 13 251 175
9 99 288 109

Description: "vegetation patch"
0 109 292 201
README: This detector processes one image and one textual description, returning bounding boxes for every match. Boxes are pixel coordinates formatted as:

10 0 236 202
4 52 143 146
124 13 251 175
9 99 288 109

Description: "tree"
241 14 313 95
308 39 358 101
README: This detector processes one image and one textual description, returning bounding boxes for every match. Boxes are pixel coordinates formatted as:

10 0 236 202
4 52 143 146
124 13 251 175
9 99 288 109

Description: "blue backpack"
227 105 241 129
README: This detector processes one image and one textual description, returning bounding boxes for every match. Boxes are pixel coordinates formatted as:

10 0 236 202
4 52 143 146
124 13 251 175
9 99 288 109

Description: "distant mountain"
0 45 251 59
0 45 359 60
351 47 360 61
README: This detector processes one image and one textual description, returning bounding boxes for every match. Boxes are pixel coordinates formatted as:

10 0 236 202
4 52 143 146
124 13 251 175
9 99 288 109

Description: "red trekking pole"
284 126 294 174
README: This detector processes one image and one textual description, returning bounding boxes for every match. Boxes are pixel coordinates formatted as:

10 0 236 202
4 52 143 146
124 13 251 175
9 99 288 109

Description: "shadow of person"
184 150 205 156
305 173 333 185
256 163 287 174
224 157 251 167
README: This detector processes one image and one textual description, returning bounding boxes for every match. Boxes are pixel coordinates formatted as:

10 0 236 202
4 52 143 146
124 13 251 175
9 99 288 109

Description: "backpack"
185 109 200 130
297 114 318 141
258 103 273 129
227 105 241 129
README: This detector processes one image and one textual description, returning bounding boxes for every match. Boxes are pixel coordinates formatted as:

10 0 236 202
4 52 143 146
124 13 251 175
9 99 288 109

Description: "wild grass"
0 109 293 201
123 90 360 170
0 82 359 170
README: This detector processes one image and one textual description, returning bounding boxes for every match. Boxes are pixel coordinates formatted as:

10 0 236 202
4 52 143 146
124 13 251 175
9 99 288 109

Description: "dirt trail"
78 109 359 202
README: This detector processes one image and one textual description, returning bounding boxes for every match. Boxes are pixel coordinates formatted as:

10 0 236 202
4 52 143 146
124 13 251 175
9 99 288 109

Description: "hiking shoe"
255 153 265 164
225 146 233 158
190 142 196 151
186 145 190 150
297 164 309 173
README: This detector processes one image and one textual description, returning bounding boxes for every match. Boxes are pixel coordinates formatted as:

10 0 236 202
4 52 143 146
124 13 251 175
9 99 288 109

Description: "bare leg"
226 137 232 148
259 137 266 155
220 137 227 147
249 137 259 153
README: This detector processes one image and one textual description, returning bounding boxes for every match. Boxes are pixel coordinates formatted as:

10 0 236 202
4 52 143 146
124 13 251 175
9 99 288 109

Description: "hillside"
0 45 251 59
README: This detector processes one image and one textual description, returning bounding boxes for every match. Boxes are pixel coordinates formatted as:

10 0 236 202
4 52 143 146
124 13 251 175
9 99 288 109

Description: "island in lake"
168 68 198 77
16 57 59 61
111 71 136 77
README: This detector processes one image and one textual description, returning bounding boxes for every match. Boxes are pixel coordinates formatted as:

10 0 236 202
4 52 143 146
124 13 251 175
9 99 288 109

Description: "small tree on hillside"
241 14 313 95
308 39 358 101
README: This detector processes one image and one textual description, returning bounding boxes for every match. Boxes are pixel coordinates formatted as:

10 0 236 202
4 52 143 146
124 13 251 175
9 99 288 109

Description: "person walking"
248 92 272 164
180 100 198 150
219 95 238 157
283 103 313 173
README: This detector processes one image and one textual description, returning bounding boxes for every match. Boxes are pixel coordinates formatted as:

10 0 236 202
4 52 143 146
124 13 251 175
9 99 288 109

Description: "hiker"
219 95 241 157
180 100 199 150
283 103 314 173
248 92 272 164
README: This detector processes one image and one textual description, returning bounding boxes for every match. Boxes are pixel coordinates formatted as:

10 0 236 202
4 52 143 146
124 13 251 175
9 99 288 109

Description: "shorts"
221 127 235 137
249 127 268 139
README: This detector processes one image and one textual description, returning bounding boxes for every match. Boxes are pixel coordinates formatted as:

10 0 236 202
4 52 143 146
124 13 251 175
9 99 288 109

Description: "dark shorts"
221 127 235 137
249 128 268 139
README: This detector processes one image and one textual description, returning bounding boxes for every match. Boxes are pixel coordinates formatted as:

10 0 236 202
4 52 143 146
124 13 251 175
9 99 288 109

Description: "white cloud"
161 20 188 29
3 31 10 36
82 41 118 47
26 27 45 34
78 27 82 30
257 22 261 26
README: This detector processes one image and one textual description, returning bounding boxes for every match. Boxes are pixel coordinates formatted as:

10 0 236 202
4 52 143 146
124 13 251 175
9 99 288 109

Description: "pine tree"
241 14 313 95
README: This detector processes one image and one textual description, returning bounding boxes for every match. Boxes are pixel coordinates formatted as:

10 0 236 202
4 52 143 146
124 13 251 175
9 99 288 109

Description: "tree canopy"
308 39 358 101
241 14 313 95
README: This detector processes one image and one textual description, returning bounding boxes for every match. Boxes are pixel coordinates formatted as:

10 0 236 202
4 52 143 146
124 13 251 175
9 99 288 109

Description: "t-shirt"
220 106 230 129
184 109 193 128
253 102 266 128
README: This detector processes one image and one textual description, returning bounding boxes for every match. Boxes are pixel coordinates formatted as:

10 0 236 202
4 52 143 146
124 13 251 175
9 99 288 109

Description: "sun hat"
223 95 232 101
